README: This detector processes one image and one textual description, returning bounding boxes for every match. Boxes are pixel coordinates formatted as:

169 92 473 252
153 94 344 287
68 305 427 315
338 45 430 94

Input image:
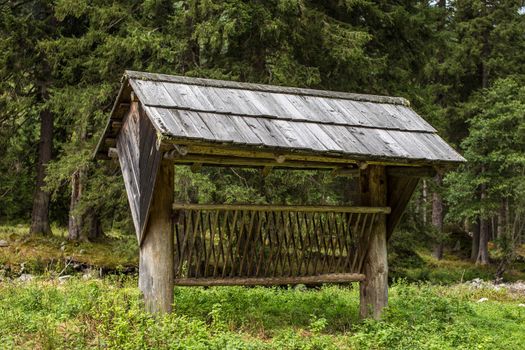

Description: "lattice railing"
172 204 390 285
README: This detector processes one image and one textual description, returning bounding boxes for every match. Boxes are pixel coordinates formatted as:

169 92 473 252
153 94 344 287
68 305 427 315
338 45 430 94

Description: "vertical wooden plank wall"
116 95 162 244
359 165 388 319
387 176 419 240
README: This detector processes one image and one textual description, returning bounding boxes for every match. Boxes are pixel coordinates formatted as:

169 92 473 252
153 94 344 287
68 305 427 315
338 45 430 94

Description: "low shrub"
1 277 524 349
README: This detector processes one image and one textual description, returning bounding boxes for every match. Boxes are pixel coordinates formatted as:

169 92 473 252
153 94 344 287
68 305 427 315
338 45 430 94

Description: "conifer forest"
0 1 525 349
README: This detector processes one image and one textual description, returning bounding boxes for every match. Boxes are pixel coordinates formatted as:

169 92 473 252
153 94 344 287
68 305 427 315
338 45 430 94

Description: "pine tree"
0 0 59 235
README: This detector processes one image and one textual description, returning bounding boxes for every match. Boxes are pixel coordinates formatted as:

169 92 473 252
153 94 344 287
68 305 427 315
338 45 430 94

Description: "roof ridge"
124 70 410 106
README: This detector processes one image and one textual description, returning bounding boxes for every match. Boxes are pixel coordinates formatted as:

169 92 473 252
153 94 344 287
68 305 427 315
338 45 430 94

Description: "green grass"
390 248 525 285
0 277 524 349
1 224 525 348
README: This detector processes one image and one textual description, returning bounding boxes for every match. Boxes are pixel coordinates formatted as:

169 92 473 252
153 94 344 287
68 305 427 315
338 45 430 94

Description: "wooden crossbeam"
387 166 436 178
161 141 448 168
174 273 366 286
169 153 342 169
173 203 391 214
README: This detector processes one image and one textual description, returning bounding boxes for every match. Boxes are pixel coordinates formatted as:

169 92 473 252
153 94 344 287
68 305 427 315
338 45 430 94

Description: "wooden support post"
359 165 388 319
139 160 174 313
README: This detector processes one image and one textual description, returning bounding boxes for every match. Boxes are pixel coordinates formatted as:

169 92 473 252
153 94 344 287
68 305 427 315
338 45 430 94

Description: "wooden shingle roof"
96 70 465 166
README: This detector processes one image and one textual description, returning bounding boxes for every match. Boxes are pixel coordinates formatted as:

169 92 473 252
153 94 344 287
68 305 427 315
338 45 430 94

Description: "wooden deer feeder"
95 71 464 319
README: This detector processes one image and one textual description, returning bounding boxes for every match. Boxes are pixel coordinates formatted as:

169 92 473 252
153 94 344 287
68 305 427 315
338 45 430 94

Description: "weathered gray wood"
138 104 163 244
174 206 381 280
387 176 420 240
173 203 391 214
116 100 162 243
126 70 409 106
140 104 465 165
359 165 388 319
97 71 466 167
116 108 141 241
139 160 174 313
174 273 365 286
95 70 467 320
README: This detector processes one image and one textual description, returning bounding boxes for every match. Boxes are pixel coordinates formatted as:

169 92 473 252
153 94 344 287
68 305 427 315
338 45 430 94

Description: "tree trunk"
476 171 490 265
68 169 83 240
477 217 490 265
432 174 444 260
422 179 428 226
86 209 104 241
471 219 480 261
29 87 53 236
68 167 105 241
497 201 506 239
359 166 388 320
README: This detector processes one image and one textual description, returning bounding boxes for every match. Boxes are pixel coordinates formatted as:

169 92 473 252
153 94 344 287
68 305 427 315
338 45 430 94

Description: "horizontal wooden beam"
162 140 443 167
332 168 359 177
171 153 342 169
162 142 353 164
174 273 366 286
173 203 391 214
387 166 436 178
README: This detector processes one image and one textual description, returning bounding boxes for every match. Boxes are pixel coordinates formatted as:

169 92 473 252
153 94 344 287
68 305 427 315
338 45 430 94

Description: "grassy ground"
0 224 137 276
1 277 524 349
1 225 525 349
391 248 525 284
3 224 524 283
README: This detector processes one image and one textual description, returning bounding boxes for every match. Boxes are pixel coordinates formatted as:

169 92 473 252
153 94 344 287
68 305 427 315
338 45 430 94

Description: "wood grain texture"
173 203 391 213
174 274 365 286
116 101 161 243
97 71 466 167
139 160 174 313
173 206 385 283
359 165 388 320
126 70 409 106
387 176 420 240
142 106 463 164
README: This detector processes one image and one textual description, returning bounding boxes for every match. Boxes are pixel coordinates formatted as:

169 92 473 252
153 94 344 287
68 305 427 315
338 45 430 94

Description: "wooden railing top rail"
173 203 391 214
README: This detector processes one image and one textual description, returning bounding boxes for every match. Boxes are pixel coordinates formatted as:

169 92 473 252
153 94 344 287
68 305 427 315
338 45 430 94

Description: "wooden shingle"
96 70 465 166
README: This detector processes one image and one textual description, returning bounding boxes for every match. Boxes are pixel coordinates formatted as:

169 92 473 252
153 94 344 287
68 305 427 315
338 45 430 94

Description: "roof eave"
157 133 466 168
93 76 131 160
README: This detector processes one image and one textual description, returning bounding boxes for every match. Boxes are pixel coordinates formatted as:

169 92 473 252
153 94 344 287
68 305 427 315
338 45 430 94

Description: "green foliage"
446 77 525 222
0 0 524 267
1 278 524 349
173 166 356 205
1 0 473 229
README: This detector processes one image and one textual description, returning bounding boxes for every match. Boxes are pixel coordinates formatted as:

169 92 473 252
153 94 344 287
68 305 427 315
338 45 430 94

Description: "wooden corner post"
138 160 174 313
359 165 388 319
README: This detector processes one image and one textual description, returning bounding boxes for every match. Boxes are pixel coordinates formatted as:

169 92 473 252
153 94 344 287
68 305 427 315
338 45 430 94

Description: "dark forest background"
1 0 524 270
